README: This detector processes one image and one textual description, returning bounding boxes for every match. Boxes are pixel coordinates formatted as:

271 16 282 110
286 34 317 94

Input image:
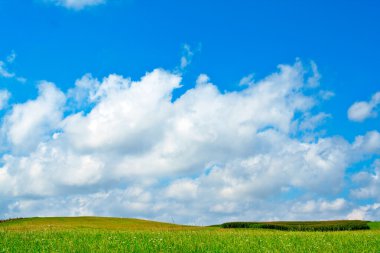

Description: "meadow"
0 217 379 252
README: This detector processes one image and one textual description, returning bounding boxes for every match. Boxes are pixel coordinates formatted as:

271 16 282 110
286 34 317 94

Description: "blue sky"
1 0 379 139
0 0 379 223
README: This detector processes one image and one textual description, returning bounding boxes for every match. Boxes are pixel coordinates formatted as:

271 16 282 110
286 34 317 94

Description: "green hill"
0 216 198 231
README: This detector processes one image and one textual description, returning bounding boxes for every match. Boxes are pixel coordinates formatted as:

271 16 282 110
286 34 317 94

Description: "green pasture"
0 217 379 252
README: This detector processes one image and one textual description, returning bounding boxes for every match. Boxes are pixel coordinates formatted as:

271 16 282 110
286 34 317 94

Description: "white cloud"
0 52 27 83
348 91 380 122
1 192 353 224
347 203 380 220
0 90 11 110
291 198 347 214
351 160 380 200
319 90 335 100
0 61 15 78
195 73 209 86
49 0 105 10
299 112 331 131
180 44 193 69
0 61 378 223
306 61 321 88
239 74 254 86
178 44 201 71
67 73 101 110
352 131 380 156
1 82 65 153
165 179 198 200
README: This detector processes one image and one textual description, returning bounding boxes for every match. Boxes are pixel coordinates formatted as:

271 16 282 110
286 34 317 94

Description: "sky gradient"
0 0 379 224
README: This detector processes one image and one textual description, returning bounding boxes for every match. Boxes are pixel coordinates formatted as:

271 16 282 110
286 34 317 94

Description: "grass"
0 217 194 231
0 217 379 252
368 221 380 230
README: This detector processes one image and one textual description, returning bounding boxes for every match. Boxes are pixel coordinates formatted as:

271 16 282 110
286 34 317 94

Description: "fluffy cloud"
49 0 105 10
0 61 379 223
351 160 380 201
347 203 380 220
292 198 347 213
2 192 352 224
298 112 331 132
352 131 380 156
348 91 380 122
1 82 65 153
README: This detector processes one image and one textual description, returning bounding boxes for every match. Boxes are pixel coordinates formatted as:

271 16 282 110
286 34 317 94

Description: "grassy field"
0 217 379 252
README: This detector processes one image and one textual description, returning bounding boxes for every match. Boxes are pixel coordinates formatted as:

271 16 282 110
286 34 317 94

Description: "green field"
0 217 379 252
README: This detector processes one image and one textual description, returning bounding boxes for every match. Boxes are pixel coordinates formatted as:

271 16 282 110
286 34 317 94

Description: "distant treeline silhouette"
0 218 24 224
220 220 370 231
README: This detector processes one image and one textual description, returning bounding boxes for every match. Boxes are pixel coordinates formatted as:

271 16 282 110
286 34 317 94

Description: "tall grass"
1 229 380 252
0 218 379 252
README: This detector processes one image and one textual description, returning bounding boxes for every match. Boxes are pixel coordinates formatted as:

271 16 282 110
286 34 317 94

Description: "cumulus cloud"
347 203 380 220
49 0 105 10
351 160 380 201
0 61 378 223
291 198 347 215
352 131 380 156
1 192 352 224
348 91 380 122
1 82 65 153
298 112 331 132
66 73 101 110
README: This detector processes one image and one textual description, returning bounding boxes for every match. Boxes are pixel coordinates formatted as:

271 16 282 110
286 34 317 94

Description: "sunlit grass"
368 221 380 230
0 217 379 252
0 217 195 231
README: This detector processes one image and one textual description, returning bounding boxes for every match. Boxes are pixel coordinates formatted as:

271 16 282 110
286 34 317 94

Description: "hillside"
0 216 199 231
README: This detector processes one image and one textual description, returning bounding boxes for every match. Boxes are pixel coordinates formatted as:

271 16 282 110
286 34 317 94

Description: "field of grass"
368 221 380 230
0 217 380 252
